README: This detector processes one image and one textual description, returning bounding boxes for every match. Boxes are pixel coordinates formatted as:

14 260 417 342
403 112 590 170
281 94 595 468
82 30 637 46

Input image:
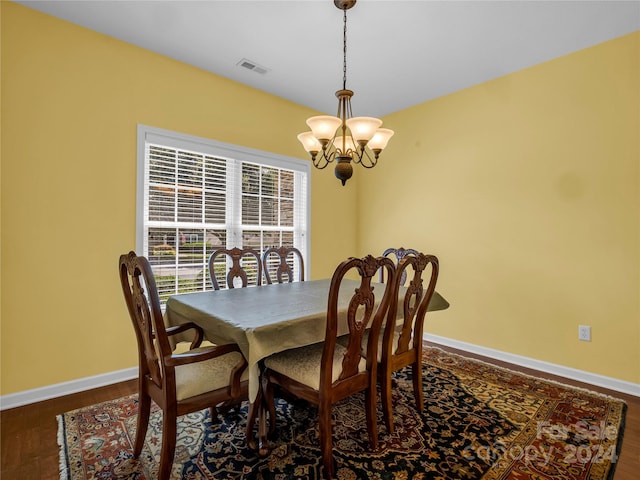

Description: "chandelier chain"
343 6 347 90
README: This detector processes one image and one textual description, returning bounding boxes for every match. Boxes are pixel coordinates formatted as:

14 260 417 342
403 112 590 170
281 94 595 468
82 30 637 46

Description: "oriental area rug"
57 346 626 480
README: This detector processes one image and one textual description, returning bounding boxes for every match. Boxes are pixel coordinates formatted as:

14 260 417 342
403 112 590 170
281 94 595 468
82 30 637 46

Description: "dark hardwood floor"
1 344 638 479
1 380 138 480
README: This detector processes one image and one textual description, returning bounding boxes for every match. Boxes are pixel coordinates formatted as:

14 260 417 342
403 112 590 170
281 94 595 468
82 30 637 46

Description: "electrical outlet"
578 325 591 342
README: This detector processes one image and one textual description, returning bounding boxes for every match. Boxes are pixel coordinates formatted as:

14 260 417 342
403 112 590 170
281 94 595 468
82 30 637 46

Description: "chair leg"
264 377 277 436
257 387 270 457
134 392 151 457
209 406 218 425
245 400 258 452
158 410 177 480
412 360 424 413
365 386 379 450
217 397 242 415
319 400 334 479
381 368 394 434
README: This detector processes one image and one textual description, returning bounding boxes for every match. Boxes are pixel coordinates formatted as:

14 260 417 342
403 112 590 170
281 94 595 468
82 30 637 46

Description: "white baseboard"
424 334 640 397
0 367 138 411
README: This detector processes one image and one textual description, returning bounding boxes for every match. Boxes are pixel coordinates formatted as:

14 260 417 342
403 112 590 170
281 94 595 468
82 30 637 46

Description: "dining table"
164 278 449 451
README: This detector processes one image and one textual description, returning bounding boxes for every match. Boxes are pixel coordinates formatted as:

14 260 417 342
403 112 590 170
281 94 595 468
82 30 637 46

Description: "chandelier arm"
352 147 378 168
313 149 337 169
312 157 331 169
327 136 339 155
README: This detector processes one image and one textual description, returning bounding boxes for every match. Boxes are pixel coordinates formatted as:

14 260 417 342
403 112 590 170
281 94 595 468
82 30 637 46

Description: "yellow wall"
1 2 638 396
358 32 640 383
0 2 357 395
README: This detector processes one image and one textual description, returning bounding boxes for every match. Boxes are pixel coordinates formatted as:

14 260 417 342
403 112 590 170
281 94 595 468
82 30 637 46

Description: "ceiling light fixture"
297 0 394 186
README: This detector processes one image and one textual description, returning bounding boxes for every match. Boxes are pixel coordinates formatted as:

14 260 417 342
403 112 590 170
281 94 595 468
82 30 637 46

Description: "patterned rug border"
56 345 628 480
426 346 629 405
424 346 628 480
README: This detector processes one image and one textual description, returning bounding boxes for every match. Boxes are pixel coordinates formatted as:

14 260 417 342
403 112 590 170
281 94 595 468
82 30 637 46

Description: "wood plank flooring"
1 344 638 479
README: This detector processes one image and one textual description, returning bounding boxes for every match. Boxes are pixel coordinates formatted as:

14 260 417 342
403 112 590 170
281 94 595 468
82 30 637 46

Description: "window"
137 125 310 305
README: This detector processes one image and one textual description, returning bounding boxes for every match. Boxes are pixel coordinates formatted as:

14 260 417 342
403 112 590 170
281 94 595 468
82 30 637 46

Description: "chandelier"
297 0 394 186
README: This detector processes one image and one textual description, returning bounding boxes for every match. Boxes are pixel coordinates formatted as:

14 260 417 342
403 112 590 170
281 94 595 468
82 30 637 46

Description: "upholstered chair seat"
175 348 250 401
264 342 366 391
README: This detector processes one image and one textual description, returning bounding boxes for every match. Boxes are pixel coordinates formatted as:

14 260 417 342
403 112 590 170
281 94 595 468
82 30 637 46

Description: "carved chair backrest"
208 247 263 290
320 255 396 395
380 247 420 286
262 246 305 284
119 251 173 390
384 253 439 359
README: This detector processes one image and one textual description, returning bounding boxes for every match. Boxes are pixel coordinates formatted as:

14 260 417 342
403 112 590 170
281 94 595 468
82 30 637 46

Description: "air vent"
237 58 270 75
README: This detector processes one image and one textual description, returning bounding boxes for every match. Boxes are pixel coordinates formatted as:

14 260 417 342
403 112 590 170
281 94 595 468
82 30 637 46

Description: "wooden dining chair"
262 255 396 479
208 247 263 290
119 251 249 480
261 246 305 284
380 247 419 286
379 252 439 434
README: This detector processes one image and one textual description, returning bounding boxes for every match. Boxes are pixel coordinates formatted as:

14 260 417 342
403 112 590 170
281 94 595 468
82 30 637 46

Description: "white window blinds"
137 125 310 305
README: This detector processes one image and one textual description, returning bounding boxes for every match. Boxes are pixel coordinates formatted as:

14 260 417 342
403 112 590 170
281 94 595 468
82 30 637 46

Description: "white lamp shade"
297 132 322 153
332 135 356 154
345 116 383 143
306 115 342 141
367 128 395 151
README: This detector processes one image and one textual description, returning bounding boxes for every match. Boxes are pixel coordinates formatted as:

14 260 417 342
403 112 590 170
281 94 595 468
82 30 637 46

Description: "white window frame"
136 124 311 297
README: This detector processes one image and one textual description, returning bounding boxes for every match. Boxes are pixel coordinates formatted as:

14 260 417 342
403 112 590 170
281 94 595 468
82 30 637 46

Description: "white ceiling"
16 0 640 117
